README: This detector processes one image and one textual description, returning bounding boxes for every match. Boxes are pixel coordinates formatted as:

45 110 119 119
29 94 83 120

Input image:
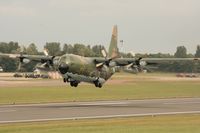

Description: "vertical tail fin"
108 25 119 58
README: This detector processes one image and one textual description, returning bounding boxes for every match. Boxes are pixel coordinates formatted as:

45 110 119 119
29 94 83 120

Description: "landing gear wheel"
70 81 79 87
70 82 73 86
73 82 78 87
98 83 102 88
94 82 102 88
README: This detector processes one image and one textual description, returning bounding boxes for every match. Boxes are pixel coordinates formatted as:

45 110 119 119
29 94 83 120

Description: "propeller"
43 48 49 56
38 48 55 70
127 57 144 73
17 61 22 72
130 51 135 57
126 54 158 73
17 51 24 72
96 49 118 68
126 52 144 73
32 48 55 71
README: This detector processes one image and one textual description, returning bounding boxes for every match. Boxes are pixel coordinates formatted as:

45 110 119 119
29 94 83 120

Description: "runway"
0 98 200 123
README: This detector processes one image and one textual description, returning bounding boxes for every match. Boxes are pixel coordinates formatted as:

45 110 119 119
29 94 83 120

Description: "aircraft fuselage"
54 54 115 86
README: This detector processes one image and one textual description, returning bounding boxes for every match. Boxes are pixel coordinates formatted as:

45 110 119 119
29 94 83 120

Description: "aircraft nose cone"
58 63 69 74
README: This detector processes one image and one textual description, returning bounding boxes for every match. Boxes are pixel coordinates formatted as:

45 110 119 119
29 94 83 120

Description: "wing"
92 57 200 67
142 58 199 62
0 53 54 62
112 58 200 66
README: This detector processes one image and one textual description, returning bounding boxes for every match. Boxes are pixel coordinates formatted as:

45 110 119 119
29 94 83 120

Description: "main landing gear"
63 78 103 88
63 78 79 87
70 81 79 87
94 80 102 88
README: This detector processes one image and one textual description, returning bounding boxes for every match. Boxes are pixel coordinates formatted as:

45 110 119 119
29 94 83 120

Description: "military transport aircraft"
0 25 199 88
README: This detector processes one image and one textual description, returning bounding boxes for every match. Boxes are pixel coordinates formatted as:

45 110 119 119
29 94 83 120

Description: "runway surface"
0 98 200 123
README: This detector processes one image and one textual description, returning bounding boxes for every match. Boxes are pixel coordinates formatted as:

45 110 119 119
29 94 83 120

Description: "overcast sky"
0 0 200 54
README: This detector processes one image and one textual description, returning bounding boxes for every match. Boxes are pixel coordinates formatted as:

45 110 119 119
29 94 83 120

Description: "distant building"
34 68 61 79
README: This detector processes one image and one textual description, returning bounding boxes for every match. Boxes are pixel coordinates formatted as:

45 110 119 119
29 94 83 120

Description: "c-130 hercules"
0 25 199 88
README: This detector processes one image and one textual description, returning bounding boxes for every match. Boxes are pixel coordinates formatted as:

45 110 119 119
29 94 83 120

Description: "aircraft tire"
98 83 102 88
74 82 78 87
70 81 78 87
94 82 102 88
63 78 67 83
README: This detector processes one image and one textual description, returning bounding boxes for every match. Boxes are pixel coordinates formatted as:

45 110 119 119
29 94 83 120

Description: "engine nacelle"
22 59 30 64
108 61 117 67
139 61 147 67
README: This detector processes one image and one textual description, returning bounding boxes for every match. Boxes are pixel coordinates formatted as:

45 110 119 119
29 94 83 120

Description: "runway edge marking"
1 110 200 124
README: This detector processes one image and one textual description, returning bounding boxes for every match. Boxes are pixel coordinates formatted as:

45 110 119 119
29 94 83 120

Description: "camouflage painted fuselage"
54 54 115 81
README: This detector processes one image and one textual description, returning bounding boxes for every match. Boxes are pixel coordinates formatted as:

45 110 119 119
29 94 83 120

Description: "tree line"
0 41 200 72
